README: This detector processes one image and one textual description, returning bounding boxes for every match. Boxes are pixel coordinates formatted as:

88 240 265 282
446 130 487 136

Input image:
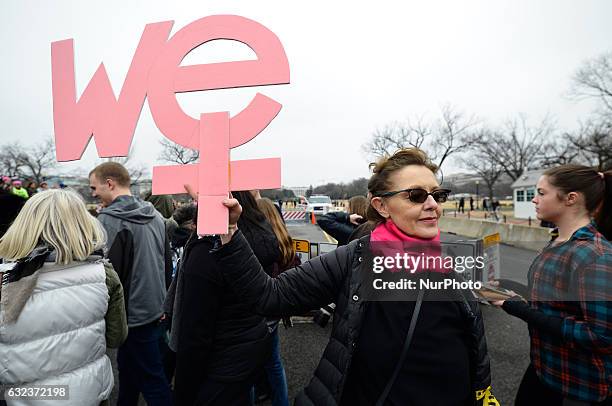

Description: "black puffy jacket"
213 231 492 406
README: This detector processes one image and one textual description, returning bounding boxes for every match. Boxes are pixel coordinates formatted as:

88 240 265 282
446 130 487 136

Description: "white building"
287 186 309 198
511 169 544 219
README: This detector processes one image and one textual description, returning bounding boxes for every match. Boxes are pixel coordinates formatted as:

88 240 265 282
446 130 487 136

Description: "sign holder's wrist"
221 225 238 244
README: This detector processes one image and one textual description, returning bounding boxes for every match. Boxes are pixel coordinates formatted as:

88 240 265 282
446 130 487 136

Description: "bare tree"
362 104 476 169
361 124 407 158
538 119 612 170
158 138 199 165
400 115 432 150
432 103 478 168
537 133 581 168
0 138 57 183
16 139 57 184
570 119 612 170
459 154 503 202
0 144 26 178
570 52 612 116
467 115 555 181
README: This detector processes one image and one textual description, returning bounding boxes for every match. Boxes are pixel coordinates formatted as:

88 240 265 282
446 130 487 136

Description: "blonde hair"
257 198 295 269
0 189 106 264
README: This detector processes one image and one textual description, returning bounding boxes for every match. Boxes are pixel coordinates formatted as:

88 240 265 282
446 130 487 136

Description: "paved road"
109 222 537 405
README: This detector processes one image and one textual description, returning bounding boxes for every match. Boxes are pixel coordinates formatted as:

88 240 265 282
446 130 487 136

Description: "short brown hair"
89 162 131 187
366 148 438 223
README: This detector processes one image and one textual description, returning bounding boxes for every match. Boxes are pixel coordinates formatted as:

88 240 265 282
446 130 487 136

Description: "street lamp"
475 180 479 210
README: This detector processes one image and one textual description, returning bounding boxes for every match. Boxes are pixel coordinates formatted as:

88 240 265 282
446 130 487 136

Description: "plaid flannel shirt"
527 222 611 402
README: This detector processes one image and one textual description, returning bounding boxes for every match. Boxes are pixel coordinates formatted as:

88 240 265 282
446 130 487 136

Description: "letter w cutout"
51 22 172 161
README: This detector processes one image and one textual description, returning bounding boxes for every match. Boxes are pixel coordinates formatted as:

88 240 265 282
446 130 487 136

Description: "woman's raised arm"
212 230 356 316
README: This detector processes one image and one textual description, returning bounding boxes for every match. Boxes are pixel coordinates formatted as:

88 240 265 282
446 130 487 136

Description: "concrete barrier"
439 217 551 251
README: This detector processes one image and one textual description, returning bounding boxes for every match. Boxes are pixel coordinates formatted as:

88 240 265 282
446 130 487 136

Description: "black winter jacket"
316 212 356 246
213 230 492 406
174 218 280 405
0 190 25 237
238 216 280 277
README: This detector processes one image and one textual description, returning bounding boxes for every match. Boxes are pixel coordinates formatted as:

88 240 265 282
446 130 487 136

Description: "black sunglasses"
377 188 451 203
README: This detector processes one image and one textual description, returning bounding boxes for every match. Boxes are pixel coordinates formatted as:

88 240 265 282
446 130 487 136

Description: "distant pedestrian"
482 198 488 211
1 176 11 191
37 181 49 193
25 181 37 197
469 196 474 211
458 196 465 213
10 180 28 199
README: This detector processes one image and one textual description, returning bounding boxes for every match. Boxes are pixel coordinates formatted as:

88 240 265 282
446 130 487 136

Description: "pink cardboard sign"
51 15 289 234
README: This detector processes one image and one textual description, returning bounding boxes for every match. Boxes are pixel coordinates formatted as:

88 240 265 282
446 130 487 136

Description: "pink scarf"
371 219 440 243
370 219 447 274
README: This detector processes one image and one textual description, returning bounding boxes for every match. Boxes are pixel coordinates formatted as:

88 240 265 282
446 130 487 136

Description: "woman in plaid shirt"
494 164 611 405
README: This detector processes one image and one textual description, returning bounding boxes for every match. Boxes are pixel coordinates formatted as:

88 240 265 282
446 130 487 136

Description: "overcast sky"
1 0 610 186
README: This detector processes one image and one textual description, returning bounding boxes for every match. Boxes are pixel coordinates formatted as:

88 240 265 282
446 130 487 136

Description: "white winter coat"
0 261 113 406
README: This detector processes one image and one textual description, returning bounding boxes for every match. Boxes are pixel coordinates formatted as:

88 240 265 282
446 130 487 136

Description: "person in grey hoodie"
89 162 173 406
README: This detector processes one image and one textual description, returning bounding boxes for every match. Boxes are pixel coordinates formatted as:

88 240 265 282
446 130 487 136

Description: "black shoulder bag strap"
375 288 425 406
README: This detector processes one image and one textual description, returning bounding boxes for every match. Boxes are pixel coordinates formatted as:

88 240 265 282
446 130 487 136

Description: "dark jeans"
118 321 173 406
262 328 289 406
516 364 611 406
251 328 289 406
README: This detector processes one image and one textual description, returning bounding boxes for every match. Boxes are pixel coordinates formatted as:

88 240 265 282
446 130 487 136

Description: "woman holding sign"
202 148 498 406
492 165 611 405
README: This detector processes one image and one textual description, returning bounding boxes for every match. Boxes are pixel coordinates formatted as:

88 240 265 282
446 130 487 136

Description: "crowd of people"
455 196 501 215
1 177 53 199
0 148 610 406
